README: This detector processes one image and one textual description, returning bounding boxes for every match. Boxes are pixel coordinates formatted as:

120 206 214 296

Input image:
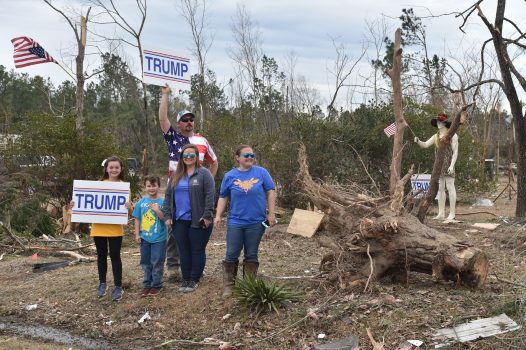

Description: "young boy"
132 175 167 297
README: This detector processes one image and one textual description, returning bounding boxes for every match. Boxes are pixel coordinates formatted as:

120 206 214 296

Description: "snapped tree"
457 0 526 217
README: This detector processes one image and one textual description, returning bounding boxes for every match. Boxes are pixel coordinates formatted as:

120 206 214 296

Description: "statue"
414 113 459 223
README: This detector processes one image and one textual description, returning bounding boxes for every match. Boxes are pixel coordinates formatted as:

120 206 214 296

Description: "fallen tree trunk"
358 214 488 286
298 145 489 289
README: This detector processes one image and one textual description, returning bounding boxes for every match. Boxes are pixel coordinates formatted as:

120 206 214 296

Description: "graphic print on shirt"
141 209 157 235
234 178 259 193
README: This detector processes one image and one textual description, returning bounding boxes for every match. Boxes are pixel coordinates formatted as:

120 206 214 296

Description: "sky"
1 0 525 111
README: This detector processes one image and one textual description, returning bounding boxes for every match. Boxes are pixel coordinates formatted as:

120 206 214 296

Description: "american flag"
11 37 57 68
164 126 190 162
383 122 397 137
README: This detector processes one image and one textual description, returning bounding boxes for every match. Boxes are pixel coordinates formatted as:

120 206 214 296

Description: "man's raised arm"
159 85 172 134
209 160 218 177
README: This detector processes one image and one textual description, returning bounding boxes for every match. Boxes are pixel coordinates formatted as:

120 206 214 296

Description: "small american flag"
11 37 57 68
383 122 396 137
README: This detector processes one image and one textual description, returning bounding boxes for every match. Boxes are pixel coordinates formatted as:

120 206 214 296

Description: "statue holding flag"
414 112 459 223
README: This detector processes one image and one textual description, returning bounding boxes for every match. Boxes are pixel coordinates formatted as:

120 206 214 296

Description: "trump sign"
410 174 431 198
71 180 130 225
142 48 191 88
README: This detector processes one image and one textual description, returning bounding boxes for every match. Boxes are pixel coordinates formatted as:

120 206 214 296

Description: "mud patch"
0 317 110 349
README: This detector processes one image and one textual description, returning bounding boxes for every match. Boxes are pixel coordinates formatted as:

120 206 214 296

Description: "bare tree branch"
89 0 153 175
327 37 367 117
43 0 80 42
456 0 484 33
503 17 526 45
0 221 27 249
178 0 214 130
43 1 93 130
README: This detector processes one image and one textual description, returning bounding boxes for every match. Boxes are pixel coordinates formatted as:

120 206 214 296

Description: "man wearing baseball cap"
159 85 219 281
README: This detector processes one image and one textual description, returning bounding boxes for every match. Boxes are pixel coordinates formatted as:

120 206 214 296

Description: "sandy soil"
1 176 525 349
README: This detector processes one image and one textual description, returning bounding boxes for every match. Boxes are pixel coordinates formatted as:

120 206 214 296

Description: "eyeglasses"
180 118 194 123
182 153 196 159
240 153 256 158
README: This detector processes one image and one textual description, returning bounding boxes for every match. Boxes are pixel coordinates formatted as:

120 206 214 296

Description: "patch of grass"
232 274 303 316
490 299 522 318
275 209 293 225
488 274 526 349
378 316 393 328
0 336 73 350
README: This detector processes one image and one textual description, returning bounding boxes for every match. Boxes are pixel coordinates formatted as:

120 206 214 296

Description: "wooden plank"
472 223 500 230
433 314 521 348
286 209 324 238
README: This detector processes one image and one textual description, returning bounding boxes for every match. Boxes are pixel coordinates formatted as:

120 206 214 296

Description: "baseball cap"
177 110 196 122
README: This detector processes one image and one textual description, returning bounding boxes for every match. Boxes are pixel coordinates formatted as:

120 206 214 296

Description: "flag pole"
55 61 77 82
404 122 417 138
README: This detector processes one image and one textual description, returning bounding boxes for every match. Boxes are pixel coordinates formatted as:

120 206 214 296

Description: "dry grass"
1 177 526 349
0 336 74 350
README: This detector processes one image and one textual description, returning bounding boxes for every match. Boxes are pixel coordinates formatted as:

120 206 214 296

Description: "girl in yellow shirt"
91 156 131 301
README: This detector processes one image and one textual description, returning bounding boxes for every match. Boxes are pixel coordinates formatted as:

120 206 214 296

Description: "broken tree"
298 144 489 289
297 27 488 289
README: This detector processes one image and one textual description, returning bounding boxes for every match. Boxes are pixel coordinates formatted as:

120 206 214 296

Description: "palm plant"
232 274 302 315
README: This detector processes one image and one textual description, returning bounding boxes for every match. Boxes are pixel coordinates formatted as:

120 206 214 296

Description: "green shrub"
0 171 56 236
232 274 303 315
1 115 140 235
11 199 56 237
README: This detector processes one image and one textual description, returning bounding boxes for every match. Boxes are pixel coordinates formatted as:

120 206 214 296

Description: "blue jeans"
140 239 167 288
225 222 265 263
172 220 213 282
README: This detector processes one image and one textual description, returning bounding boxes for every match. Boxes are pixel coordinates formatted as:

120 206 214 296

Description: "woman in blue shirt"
163 144 215 293
214 145 276 297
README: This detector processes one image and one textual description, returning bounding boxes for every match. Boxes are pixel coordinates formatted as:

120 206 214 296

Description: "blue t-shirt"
174 176 192 220
219 166 275 226
132 197 167 243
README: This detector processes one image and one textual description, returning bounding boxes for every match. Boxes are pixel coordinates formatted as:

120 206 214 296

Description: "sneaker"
111 286 123 301
140 288 151 298
148 287 162 296
178 281 191 292
97 283 107 298
183 281 199 293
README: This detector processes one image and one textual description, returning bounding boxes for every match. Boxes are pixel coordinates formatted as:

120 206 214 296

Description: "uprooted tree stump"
298 145 489 289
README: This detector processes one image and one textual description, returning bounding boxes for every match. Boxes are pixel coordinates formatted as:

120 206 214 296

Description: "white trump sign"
71 180 130 225
142 48 191 88
410 174 431 198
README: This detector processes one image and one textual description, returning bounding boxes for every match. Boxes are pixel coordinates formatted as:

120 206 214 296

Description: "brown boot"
243 261 259 278
222 261 238 298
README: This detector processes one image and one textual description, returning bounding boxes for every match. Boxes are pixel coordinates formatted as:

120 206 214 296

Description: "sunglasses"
182 153 196 159
240 153 256 158
180 118 194 123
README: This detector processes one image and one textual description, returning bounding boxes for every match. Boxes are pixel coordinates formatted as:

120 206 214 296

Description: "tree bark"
43 2 91 131
476 0 526 217
387 28 407 196
75 43 86 131
352 214 489 288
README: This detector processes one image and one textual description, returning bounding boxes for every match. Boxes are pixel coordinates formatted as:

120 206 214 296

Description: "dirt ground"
1 175 526 349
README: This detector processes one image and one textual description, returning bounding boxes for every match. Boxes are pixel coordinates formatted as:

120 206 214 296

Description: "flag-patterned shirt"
164 127 190 174
163 127 218 176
